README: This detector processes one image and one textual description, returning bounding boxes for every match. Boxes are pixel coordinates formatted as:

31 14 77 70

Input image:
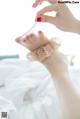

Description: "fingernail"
35 17 42 22
23 39 26 42
15 37 20 42
30 34 34 37
32 3 35 7
26 36 29 39
39 31 42 34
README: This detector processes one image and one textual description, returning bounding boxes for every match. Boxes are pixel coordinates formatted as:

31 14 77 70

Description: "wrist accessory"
27 41 59 62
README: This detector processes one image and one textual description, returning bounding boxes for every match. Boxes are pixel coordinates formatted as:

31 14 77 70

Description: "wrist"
42 51 69 79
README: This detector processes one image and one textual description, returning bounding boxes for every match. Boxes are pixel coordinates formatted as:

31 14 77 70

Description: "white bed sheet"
0 60 80 119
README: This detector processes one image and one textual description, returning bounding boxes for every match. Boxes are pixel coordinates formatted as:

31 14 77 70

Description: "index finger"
32 0 59 8
36 4 58 16
32 0 44 8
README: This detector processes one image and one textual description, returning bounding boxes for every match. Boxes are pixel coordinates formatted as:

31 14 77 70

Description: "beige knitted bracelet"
27 42 55 62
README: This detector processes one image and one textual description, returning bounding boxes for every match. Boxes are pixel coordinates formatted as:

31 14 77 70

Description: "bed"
0 58 80 119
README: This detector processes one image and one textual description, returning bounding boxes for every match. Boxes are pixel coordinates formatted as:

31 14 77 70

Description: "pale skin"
33 0 80 33
32 0 80 118
15 0 80 118
16 31 80 119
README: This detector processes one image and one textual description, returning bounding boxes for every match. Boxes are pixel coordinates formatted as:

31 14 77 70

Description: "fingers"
16 37 27 47
36 14 57 26
35 4 59 25
32 0 44 8
38 31 49 46
25 34 37 44
32 0 57 8
38 31 47 42
16 34 38 50
16 31 51 52
38 31 45 39
36 4 58 16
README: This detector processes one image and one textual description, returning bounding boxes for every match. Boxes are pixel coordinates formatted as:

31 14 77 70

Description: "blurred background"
0 0 80 67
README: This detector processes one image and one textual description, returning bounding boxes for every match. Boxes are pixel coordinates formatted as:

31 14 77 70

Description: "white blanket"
0 60 80 119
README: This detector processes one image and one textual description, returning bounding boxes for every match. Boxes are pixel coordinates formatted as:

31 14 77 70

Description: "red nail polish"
36 17 42 22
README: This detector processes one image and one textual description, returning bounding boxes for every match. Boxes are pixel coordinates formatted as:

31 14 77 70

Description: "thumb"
37 15 57 26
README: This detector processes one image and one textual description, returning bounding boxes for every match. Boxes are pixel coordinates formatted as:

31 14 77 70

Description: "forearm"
41 53 80 118
42 51 69 80
71 19 80 34
76 20 80 34
42 53 77 96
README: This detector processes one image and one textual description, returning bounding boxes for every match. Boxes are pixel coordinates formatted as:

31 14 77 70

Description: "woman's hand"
16 31 49 51
33 0 80 33
16 31 68 79
32 0 57 8
35 3 78 32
